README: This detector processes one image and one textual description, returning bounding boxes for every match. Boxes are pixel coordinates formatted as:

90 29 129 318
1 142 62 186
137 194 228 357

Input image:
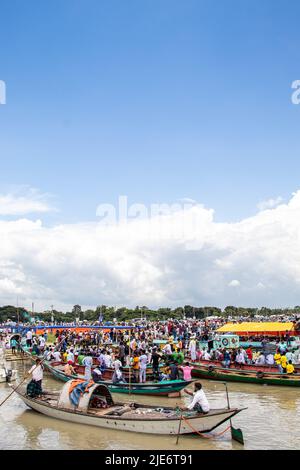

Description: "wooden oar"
223 382 244 445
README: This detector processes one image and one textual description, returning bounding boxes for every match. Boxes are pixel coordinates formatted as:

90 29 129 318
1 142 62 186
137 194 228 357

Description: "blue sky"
1 1 300 310
1 0 300 224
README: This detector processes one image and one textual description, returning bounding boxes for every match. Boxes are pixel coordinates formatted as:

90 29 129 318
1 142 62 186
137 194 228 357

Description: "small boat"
191 362 300 387
0 348 18 383
14 379 245 435
45 361 189 396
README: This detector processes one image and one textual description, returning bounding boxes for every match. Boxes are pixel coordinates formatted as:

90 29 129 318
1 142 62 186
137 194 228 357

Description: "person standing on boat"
26 358 44 398
280 352 287 373
83 355 93 381
189 337 197 362
119 342 126 366
139 350 148 383
10 337 17 355
183 382 210 414
66 349 75 365
26 329 33 348
150 347 161 380
223 350 231 368
246 347 253 364
274 350 282 372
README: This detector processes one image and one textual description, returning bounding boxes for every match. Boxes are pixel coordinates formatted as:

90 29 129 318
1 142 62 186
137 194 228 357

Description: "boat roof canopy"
217 322 294 334
57 380 114 412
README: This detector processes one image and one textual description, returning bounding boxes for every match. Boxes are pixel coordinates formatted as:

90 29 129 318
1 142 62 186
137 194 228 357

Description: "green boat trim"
192 363 300 387
45 361 191 395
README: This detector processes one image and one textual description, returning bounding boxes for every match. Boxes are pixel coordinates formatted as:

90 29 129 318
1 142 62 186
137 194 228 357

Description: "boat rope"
180 414 231 439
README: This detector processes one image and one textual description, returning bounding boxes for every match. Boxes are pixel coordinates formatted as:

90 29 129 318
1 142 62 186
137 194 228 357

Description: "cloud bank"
0 187 55 216
0 190 300 311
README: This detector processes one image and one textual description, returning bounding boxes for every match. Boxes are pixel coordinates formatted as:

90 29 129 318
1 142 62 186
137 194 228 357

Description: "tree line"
1 304 300 323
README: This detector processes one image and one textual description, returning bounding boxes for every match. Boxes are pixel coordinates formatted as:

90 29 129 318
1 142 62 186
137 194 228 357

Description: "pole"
224 382 230 409
128 341 132 395
0 334 66 408
176 412 183 444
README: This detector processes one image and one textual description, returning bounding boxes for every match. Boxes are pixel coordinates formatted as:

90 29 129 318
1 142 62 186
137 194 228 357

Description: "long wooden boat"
191 362 300 387
22 349 161 379
13 380 245 435
44 361 189 396
192 358 300 372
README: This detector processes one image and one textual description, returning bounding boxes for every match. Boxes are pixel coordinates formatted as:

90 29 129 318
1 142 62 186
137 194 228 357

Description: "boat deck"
35 391 231 420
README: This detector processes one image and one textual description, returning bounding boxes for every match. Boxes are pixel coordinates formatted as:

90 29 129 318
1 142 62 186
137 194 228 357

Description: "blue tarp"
69 381 91 407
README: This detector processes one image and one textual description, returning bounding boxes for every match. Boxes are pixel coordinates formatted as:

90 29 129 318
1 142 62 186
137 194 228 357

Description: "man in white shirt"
139 350 148 383
104 351 112 368
183 382 210 414
255 353 266 366
39 335 46 352
113 357 122 371
162 343 172 356
67 349 75 364
266 353 275 365
26 330 33 347
26 358 44 397
52 350 61 362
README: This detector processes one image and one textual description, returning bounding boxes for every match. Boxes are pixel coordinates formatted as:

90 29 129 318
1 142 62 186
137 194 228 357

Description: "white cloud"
257 196 283 212
0 187 56 215
1 190 300 311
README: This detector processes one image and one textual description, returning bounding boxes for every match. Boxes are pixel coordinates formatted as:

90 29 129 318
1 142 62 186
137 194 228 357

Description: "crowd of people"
2 317 300 406
19 319 300 385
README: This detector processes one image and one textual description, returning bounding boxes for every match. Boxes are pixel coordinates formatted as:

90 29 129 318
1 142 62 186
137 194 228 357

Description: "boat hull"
18 393 241 435
45 362 189 396
192 364 300 387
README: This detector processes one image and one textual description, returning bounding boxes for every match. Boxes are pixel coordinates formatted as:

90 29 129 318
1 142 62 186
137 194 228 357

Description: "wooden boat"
13 380 245 435
44 361 189 396
23 349 161 379
192 358 300 372
191 361 300 387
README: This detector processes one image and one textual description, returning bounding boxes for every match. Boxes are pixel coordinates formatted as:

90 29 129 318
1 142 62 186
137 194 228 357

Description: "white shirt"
29 364 43 381
139 354 148 369
53 351 61 361
67 351 75 362
266 354 274 365
188 389 210 412
113 359 122 370
26 331 32 340
83 356 93 368
104 354 112 367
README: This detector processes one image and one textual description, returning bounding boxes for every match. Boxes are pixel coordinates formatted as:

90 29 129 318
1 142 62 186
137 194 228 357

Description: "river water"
0 358 299 450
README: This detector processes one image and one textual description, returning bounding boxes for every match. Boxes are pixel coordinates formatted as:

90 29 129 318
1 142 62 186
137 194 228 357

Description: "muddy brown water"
0 359 299 450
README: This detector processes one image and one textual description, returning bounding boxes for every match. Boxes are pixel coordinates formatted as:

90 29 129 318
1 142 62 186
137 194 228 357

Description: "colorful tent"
217 322 295 336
